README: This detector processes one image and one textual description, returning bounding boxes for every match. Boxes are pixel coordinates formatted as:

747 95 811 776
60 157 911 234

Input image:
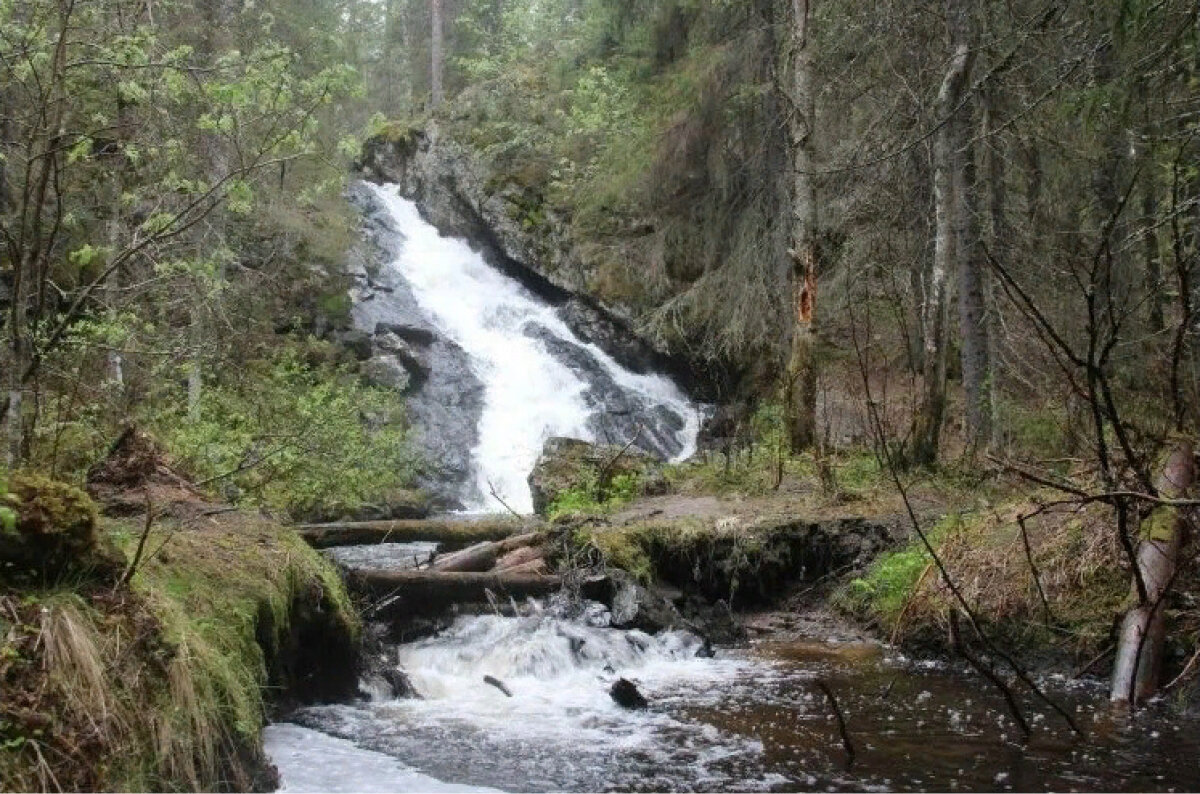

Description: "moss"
1 473 123 584
0 511 359 792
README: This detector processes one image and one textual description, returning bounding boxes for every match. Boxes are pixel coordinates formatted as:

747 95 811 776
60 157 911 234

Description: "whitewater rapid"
365 183 698 514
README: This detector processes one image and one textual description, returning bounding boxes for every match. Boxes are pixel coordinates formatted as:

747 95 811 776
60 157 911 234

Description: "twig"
816 679 856 765
115 490 155 591
949 609 1031 740
1017 515 1055 624
596 424 644 496
1162 644 1200 693
487 478 523 518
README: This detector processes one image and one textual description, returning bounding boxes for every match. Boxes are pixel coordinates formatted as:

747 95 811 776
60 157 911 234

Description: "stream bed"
267 599 1200 793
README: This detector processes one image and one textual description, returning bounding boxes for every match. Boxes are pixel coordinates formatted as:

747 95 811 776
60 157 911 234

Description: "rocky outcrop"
357 125 708 397
346 182 486 509
527 437 668 515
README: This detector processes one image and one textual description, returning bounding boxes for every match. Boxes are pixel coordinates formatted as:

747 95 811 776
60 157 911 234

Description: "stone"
362 355 412 392
527 437 664 516
375 322 437 347
610 678 648 709
606 569 684 634
334 329 373 361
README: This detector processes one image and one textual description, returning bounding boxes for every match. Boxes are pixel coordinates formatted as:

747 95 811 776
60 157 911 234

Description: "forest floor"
0 437 360 792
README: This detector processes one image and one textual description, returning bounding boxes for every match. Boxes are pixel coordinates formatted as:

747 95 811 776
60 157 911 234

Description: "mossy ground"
0 508 358 792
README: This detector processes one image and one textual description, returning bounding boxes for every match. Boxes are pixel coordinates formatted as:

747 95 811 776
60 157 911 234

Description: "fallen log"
495 545 545 571
293 517 535 549
497 531 542 553
432 541 498 573
347 569 608 613
1111 438 1196 705
500 558 549 576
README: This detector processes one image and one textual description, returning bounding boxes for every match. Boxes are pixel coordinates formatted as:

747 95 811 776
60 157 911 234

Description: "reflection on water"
270 605 1200 793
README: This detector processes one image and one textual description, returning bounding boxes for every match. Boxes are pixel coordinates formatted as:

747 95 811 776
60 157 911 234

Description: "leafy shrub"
156 353 420 520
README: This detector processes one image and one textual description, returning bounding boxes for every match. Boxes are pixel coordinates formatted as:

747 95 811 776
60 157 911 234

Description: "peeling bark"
1111 438 1195 705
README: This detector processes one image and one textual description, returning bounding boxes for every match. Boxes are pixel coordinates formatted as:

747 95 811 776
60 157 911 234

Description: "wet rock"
558 298 660 375
334 328 373 361
346 184 487 509
523 323 688 461
607 569 684 634
374 333 431 387
375 322 437 347
363 355 412 391
610 678 648 709
527 437 664 516
382 668 420 699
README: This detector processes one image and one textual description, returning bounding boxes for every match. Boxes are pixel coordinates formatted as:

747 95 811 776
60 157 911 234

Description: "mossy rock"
1 473 122 584
528 437 667 516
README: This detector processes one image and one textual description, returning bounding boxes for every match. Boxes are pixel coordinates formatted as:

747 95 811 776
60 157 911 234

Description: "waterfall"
364 183 699 514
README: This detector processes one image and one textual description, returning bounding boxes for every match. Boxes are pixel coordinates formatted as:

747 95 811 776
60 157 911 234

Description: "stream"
264 184 1200 792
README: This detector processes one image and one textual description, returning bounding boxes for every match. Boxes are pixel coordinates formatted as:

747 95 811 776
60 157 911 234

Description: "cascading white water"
366 183 699 514
270 601 775 793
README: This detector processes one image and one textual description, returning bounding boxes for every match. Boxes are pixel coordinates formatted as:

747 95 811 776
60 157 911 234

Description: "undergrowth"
0 508 358 792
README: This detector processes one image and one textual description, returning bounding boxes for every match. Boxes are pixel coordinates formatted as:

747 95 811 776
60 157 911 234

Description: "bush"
154 352 421 521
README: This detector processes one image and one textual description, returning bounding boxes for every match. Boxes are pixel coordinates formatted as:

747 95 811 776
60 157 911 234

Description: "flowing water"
265 184 1200 792
267 599 1200 793
357 182 699 514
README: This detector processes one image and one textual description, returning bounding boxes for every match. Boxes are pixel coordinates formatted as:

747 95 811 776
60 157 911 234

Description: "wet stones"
610 678 648 709
527 437 665 516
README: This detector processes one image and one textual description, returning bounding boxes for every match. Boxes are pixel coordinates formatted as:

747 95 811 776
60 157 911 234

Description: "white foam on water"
367 183 699 514
283 604 777 792
264 722 501 793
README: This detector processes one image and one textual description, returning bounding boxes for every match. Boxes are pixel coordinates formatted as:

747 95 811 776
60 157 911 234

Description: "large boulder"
527 437 666 516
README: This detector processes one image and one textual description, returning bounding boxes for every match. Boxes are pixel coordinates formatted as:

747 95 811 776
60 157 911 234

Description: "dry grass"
839 495 1131 662
0 510 359 792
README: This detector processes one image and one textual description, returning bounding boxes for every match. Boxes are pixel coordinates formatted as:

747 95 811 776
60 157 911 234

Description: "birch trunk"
1111 438 1195 705
913 0 973 467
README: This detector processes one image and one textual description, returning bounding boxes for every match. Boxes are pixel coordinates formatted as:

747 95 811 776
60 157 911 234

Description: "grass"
1 510 358 792
831 496 1133 660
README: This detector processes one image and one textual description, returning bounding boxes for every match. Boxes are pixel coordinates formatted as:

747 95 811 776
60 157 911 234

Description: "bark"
784 0 819 452
294 518 535 549
980 83 1006 449
430 0 444 108
1111 438 1195 705
958 133 989 450
913 0 974 467
432 541 499 573
347 570 609 614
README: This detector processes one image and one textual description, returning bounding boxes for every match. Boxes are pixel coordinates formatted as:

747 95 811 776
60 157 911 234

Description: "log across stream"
266 528 1200 793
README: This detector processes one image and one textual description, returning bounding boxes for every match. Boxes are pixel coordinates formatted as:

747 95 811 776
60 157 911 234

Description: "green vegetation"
0 480 358 792
548 472 640 519
155 349 420 521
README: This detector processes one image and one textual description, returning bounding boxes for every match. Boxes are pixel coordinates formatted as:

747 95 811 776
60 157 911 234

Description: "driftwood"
432 541 499 573
495 545 545 571
293 518 535 549
484 675 513 697
348 569 607 613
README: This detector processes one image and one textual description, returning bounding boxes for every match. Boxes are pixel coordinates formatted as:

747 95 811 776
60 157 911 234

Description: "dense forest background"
1 1 1200 778
5 0 1199 491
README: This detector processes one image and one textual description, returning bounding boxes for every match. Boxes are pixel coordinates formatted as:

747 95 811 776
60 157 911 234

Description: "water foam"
367 183 699 513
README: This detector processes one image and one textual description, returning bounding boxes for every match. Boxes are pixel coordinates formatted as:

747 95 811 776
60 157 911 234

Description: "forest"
3 0 1200 791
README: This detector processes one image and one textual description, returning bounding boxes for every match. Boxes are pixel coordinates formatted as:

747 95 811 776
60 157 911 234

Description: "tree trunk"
294 517 533 549
432 541 500 573
430 0 444 108
1111 438 1196 705
958 134 989 451
913 0 973 467
784 0 819 453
